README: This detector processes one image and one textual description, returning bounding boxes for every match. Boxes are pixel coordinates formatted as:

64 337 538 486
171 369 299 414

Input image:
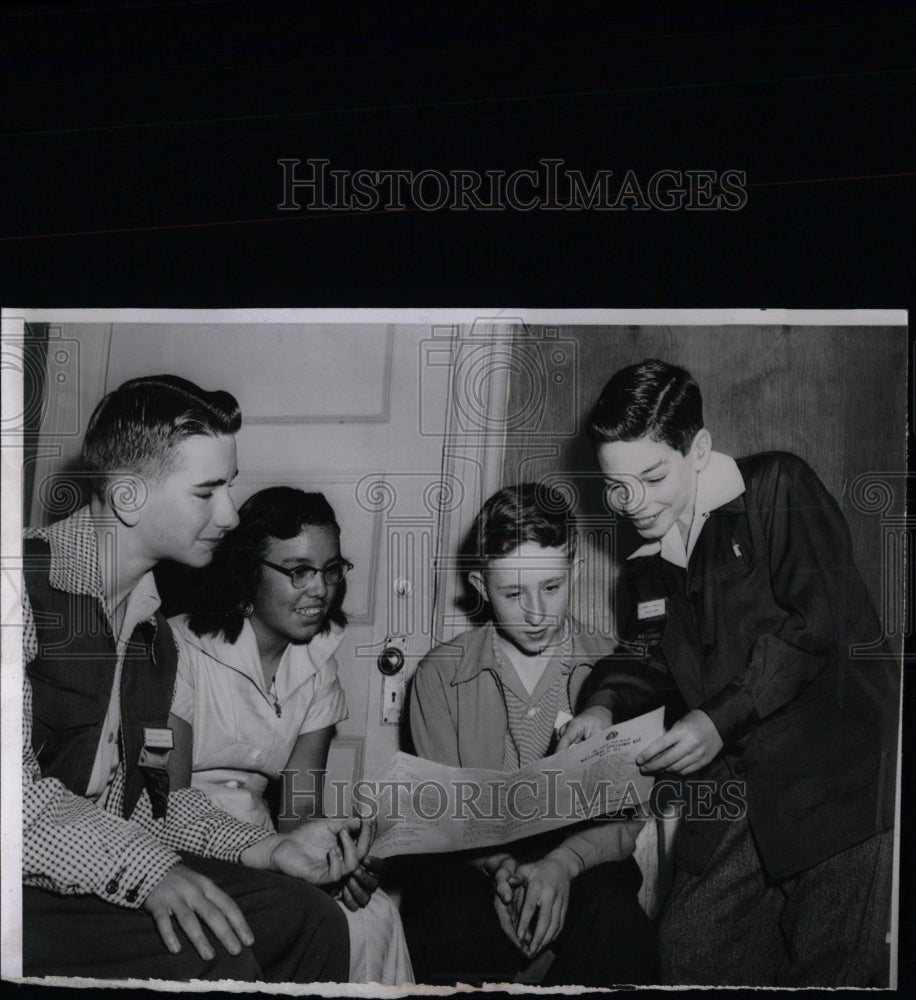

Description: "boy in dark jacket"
558 359 898 987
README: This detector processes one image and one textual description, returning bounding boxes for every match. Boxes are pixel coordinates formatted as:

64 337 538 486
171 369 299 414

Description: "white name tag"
143 727 174 750
637 598 667 620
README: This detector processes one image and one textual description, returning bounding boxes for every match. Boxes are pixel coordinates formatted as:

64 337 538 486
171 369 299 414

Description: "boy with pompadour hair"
22 374 368 983
559 358 898 987
403 481 656 987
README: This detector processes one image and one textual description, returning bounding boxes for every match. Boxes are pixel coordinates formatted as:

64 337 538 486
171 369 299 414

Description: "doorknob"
378 635 410 725
377 645 405 675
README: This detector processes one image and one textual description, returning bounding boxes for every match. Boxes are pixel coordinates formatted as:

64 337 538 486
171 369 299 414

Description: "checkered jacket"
22 507 274 908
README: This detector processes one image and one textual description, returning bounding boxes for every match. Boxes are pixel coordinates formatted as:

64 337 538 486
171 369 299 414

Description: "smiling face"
132 433 239 567
249 524 342 652
470 541 577 657
596 430 710 541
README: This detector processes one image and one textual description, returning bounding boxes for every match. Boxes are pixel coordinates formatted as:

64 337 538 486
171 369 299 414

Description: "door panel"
106 321 462 791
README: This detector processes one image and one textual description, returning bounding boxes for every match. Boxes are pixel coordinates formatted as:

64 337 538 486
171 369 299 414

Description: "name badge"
143 727 174 750
637 598 666 620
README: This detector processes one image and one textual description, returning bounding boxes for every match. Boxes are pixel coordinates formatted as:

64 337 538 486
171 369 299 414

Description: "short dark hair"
187 486 348 643
82 374 242 502
467 482 578 570
587 359 703 455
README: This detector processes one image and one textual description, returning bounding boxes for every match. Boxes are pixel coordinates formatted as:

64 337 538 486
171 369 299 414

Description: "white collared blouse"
169 616 349 827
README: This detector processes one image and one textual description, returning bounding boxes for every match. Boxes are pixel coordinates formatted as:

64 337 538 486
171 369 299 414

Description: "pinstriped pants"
659 814 894 987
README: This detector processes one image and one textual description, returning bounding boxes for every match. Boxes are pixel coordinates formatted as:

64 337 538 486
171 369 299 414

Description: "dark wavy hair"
82 374 241 502
587 359 703 455
186 486 348 643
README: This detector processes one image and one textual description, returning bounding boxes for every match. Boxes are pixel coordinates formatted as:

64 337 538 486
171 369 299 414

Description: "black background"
3 1 913 996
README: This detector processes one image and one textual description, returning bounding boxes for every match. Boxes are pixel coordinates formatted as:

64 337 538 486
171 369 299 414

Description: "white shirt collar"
627 451 745 568
117 571 162 649
176 616 344 695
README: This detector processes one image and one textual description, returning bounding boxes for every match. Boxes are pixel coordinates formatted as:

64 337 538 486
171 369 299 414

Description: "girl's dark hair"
587 359 703 455
186 486 347 643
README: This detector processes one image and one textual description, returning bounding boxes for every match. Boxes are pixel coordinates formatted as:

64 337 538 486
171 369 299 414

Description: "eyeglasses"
260 558 353 588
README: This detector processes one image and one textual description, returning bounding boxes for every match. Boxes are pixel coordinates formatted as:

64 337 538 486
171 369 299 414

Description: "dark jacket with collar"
586 452 899 881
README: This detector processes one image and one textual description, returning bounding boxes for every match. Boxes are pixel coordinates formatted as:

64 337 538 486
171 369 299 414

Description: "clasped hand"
260 814 375 886
275 816 380 911
334 853 381 912
144 816 374 959
490 855 572 960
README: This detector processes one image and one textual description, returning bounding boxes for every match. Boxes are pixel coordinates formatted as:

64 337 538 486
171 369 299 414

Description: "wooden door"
105 320 464 793
500 322 907 652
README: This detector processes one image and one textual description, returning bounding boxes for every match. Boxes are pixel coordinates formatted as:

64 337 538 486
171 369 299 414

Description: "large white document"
367 707 665 858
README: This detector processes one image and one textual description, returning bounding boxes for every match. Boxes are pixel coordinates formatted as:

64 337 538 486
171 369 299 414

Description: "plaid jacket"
22 507 273 909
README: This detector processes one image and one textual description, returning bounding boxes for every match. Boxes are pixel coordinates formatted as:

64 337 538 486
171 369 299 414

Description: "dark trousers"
659 815 894 987
401 855 656 987
23 853 349 983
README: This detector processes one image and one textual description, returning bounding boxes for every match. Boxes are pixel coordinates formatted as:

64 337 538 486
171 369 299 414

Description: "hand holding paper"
636 708 722 775
555 706 614 751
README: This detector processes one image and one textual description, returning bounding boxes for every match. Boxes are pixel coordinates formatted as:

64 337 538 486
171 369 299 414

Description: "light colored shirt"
88 570 162 804
169 616 348 827
493 627 573 770
411 624 645 875
169 617 412 985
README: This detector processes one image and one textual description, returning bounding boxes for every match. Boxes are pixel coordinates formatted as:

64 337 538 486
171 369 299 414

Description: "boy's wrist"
545 845 586 881
240 832 284 870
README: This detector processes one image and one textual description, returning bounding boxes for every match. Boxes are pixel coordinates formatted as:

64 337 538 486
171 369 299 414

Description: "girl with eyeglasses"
167 486 413 985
